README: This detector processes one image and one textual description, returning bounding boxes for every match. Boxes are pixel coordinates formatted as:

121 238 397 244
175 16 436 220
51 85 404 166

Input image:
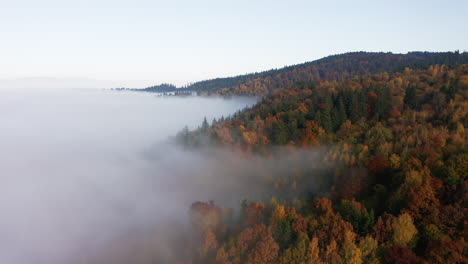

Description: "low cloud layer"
0 89 330 264
85 144 331 264
0 89 257 264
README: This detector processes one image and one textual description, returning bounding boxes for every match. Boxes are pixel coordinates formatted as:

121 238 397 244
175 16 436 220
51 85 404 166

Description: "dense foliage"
138 51 468 96
176 62 468 264
141 83 177 92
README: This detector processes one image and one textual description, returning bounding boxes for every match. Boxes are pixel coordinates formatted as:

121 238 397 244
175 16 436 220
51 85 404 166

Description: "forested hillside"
175 63 468 264
139 52 468 95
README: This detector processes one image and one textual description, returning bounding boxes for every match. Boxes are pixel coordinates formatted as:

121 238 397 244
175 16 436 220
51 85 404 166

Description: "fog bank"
0 89 257 264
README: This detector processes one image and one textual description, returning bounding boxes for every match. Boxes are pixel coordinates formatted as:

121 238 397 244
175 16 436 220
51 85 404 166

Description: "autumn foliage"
174 55 468 264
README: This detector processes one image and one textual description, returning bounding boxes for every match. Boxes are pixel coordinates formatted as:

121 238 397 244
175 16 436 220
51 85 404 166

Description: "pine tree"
318 109 332 133
201 117 209 132
349 93 363 123
404 86 417 109
336 96 347 128
273 120 289 144
375 86 391 120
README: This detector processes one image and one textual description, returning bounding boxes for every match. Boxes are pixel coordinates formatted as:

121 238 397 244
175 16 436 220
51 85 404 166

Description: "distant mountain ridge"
132 51 468 95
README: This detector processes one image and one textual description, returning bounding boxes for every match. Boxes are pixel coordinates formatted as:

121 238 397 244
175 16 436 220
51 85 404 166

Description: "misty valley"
2 52 467 264
0 89 258 263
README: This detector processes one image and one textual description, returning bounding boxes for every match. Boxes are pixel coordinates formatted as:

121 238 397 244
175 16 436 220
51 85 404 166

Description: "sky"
0 0 467 88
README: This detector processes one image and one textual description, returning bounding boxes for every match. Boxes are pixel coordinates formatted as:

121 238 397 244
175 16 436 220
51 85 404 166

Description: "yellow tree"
392 213 418 246
306 237 324 264
324 240 343 264
358 235 378 263
341 230 362 264
270 204 287 227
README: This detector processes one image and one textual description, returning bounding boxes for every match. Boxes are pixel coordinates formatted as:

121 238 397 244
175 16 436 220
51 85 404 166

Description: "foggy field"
0 89 256 263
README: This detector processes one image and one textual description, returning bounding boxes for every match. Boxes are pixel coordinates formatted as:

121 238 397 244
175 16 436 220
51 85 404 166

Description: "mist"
0 89 259 264
0 89 333 264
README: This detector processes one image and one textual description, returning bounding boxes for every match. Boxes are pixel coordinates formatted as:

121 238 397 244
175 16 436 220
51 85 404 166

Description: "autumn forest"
170 52 468 264
3 1 468 263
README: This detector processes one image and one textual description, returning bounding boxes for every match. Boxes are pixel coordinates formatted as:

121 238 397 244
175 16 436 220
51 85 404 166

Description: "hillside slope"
140 51 468 95
176 63 468 264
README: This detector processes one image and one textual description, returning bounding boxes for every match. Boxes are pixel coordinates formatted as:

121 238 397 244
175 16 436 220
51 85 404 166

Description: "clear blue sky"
1 0 467 88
